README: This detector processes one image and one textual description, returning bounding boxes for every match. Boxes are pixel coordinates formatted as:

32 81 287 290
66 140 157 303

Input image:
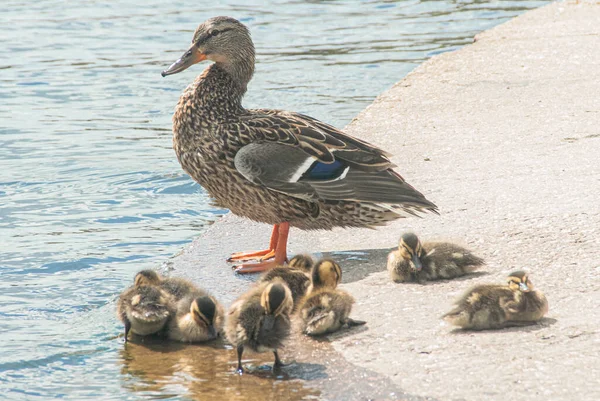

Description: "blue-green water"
1 0 547 399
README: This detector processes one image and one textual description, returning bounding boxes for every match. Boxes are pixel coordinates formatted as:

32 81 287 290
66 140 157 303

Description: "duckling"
257 254 314 311
287 254 315 273
133 269 200 300
443 271 548 330
133 270 224 342
299 259 366 336
167 292 225 343
117 284 174 342
311 258 342 290
502 271 548 322
133 269 162 286
225 281 293 373
387 232 484 283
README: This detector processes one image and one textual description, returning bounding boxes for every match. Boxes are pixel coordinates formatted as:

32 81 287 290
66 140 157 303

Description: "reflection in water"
119 337 322 401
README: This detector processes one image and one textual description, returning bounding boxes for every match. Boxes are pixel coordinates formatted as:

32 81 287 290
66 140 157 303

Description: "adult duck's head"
161 16 255 86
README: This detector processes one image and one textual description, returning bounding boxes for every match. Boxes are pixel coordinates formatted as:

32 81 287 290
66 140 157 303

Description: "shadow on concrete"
325 247 392 284
307 324 370 343
448 317 558 335
325 247 489 285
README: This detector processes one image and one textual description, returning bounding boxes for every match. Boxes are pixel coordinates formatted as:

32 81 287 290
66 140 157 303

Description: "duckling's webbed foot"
345 317 367 327
236 345 244 374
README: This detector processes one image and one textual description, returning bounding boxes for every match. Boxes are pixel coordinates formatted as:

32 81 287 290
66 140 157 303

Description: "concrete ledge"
172 1 600 400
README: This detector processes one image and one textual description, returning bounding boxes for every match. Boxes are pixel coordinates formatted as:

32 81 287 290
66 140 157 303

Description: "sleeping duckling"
133 270 224 342
443 271 548 330
387 232 484 283
225 281 293 373
117 284 174 342
134 269 203 302
299 259 366 336
257 254 314 311
167 292 224 343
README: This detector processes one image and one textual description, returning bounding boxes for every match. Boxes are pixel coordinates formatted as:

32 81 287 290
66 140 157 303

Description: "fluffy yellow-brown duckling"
225 281 293 373
443 271 548 330
167 292 224 343
299 259 366 336
288 254 315 273
117 283 174 342
133 269 162 286
387 232 484 283
257 254 314 311
133 270 224 342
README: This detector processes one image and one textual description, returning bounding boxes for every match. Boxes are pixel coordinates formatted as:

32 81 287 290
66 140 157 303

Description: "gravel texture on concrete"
171 1 600 400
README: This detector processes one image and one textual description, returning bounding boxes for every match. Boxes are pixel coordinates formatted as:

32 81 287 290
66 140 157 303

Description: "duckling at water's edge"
117 283 174 342
225 281 293 373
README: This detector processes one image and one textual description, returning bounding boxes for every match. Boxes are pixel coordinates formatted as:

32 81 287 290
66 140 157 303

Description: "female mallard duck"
257 254 314 311
442 271 548 330
161 16 437 273
225 281 293 373
117 283 174 342
167 293 224 343
299 259 365 335
387 232 484 283
133 270 224 342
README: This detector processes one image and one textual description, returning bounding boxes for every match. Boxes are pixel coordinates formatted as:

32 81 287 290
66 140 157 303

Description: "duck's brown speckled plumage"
168 16 437 232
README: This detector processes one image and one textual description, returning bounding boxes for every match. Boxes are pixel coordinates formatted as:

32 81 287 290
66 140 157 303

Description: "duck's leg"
227 224 279 262
124 320 131 343
273 350 286 368
233 223 289 274
236 345 244 374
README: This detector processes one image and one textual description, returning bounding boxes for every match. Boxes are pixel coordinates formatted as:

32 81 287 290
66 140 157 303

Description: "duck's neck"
193 63 252 116
217 56 255 93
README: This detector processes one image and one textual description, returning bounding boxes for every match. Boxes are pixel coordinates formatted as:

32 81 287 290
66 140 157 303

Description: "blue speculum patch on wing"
301 160 346 180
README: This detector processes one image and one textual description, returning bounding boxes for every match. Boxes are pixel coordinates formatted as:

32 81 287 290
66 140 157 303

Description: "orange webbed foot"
227 249 276 262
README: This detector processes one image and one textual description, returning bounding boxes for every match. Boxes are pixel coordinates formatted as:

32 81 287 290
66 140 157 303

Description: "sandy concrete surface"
171 1 600 400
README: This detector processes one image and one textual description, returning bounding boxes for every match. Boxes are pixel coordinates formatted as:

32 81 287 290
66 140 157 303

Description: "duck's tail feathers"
307 168 437 215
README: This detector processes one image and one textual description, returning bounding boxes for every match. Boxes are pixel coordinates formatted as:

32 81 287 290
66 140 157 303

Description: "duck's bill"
161 45 207 77
411 254 423 271
208 325 217 340
519 282 530 291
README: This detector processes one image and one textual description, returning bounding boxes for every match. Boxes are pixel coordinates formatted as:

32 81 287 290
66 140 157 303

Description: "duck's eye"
209 29 220 37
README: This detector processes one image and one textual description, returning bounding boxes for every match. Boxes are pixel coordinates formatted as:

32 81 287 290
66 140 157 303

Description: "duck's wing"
243 109 392 170
232 110 437 212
